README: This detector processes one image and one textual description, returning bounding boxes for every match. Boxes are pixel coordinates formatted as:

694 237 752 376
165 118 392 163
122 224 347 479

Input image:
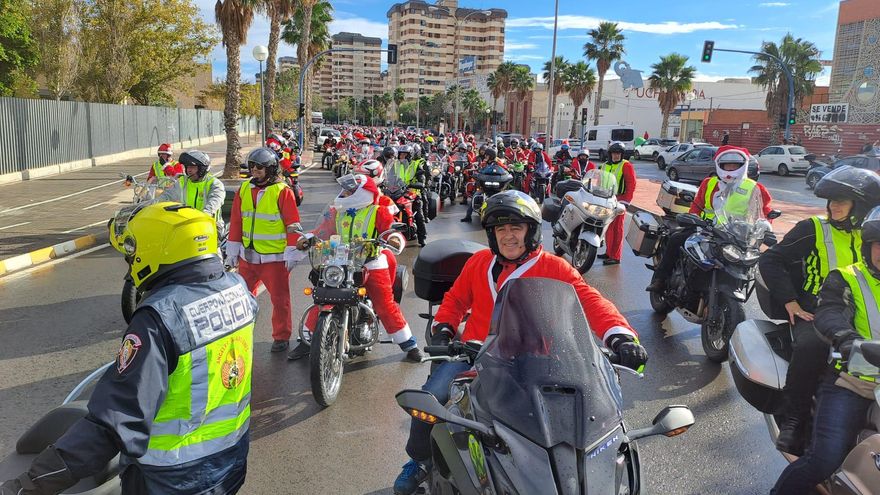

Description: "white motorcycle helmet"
356 159 386 185
714 147 750 184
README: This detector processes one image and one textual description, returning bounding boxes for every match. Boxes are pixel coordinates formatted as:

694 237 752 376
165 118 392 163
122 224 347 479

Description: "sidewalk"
0 137 263 275
628 177 824 236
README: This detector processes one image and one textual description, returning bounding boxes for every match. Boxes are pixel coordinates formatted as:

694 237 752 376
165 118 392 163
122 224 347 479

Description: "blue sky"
198 0 841 85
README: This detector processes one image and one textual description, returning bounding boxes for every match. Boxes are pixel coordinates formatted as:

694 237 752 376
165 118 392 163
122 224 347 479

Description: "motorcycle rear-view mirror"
767 210 782 220
396 390 493 436
860 341 880 367
676 213 706 228
627 405 695 441
391 222 408 233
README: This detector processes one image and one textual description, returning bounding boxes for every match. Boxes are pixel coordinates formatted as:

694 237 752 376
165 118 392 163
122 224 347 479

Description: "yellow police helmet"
116 202 218 288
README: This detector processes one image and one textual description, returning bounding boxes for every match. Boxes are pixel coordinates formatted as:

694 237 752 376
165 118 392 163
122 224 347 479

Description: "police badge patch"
117 334 142 373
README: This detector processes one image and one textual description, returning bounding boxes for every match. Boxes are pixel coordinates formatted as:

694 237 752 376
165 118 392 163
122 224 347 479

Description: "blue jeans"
405 361 472 461
772 375 872 494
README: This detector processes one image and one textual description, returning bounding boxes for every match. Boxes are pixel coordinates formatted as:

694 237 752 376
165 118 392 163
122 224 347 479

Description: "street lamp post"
545 0 560 143
252 45 269 139
557 102 565 141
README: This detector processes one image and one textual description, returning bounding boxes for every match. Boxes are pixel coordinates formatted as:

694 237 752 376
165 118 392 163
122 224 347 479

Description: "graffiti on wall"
803 124 843 145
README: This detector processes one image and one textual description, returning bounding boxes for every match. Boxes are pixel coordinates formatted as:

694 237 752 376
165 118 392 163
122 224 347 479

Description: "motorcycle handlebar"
424 345 451 356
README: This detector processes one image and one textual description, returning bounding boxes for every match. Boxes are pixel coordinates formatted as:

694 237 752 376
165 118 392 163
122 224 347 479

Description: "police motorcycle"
470 163 513 215
729 287 880 493
0 362 122 494
529 158 553 205
542 170 626 274
398 277 696 495
296 213 409 407
627 185 780 362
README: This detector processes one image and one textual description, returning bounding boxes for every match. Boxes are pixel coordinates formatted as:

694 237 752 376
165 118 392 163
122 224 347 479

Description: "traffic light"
298 103 305 119
581 107 588 126
701 41 715 63
787 106 797 126
387 44 398 65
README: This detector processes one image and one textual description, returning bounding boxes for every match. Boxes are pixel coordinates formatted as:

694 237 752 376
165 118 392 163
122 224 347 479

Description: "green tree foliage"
29 0 78 99
648 53 696 138
583 21 625 125
0 0 38 96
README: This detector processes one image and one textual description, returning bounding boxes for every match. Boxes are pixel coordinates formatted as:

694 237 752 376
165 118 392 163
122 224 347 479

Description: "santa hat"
157 143 173 155
714 145 750 165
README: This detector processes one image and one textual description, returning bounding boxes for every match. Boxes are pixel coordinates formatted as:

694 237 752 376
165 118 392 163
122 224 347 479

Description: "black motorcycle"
529 159 552 204
398 278 695 494
631 190 779 362
471 163 513 214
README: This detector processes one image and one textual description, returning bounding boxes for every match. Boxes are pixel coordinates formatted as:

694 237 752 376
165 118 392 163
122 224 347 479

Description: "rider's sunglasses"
248 163 267 170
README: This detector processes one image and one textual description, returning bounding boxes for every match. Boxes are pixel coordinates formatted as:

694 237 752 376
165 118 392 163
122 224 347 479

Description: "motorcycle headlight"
322 265 346 287
484 181 500 187
722 244 746 262
455 166 461 172
431 168 440 176
582 203 613 220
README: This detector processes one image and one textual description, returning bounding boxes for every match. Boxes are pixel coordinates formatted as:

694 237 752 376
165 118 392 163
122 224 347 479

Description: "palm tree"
380 92 393 123
486 72 502 124
583 21 625 126
260 0 297 133
542 56 569 138
648 53 696 139
461 89 483 130
509 66 534 134
488 62 517 129
750 33 822 142
564 61 596 138
215 0 257 178
392 86 405 122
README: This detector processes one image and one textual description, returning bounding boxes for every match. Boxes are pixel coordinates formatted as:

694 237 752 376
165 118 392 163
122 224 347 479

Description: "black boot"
775 416 806 456
460 216 472 223
287 341 311 361
645 277 666 292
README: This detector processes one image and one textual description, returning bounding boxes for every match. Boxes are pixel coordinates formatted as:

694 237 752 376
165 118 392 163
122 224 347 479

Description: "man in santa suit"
586 141 636 265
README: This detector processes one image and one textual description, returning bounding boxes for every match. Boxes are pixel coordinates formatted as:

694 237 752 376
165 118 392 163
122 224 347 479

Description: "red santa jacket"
147 161 183 180
433 248 636 344
586 160 637 204
527 151 554 169
228 180 301 247
689 177 773 217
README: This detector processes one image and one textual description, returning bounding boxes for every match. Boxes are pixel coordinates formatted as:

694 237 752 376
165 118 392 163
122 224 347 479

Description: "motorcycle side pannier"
541 197 563 223
657 180 698 215
729 319 791 415
413 239 484 302
626 211 661 257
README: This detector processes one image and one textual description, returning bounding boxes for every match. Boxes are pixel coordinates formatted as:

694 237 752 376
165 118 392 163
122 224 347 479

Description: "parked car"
805 154 880 189
756 145 811 176
656 142 712 170
582 125 636 161
547 139 583 157
314 127 341 151
666 146 760 183
634 138 679 161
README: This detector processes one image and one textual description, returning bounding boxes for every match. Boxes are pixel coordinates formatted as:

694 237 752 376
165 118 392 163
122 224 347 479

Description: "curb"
0 232 108 277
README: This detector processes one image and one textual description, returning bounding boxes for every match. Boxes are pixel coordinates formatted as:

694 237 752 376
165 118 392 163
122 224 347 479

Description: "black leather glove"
763 231 778 247
607 334 648 371
431 323 454 346
833 331 860 362
1 446 78 495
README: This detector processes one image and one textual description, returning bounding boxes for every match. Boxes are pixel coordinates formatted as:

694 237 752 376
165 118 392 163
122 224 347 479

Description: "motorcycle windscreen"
714 183 771 248
581 170 617 199
471 277 624 450
384 162 408 197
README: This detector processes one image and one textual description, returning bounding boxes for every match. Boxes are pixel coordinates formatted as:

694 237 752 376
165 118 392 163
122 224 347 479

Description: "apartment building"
316 32 383 105
386 0 507 100
829 0 880 124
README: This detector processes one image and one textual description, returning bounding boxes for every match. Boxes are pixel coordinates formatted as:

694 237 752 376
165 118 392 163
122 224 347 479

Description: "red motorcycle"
383 169 421 241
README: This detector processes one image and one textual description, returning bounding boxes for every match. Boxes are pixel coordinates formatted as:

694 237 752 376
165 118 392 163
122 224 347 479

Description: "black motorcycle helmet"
478 144 487 157
484 146 497 162
398 144 413 161
481 190 543 262
510 138 520 148
246 147 280 186
608 141 625 162
814 165 880 228
861 206 880 276
179 150 211 180
382 146 397 161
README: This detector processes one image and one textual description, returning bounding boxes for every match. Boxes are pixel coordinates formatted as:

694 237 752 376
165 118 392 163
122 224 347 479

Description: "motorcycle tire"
649 289 674 314
309 312 345 407
701 294 745 363
552 237 565 256
427 192 440 220
322 155 332 170
572 239 597 274
429 462 457 495
535 187 546 205
121 278 142 324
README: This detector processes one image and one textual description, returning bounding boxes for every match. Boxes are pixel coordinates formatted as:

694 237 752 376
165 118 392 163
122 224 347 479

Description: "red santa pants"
605 214 625 261
238 259 293 341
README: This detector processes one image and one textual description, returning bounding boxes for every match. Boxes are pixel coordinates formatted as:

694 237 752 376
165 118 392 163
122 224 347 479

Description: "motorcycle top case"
541 196 563 223
413 239 484 302
626 211 661 257
657 180 698 214
728 319 791 415
555 179 584 198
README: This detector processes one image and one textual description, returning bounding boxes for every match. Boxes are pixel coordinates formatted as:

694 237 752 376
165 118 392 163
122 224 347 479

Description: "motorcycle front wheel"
572 239 597 274
322 155 332 170
121 277 142 324
701 294 745 363
309 312 345 407
552 236 565 256
649 289 674 314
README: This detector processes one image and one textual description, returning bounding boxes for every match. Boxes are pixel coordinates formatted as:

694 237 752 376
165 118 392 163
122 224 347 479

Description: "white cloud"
759 2 790 7
507 15 739 34
505 41 539 51
330 14 388 40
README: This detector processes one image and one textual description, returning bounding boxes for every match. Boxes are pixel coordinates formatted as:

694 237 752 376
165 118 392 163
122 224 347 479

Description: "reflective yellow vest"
600 160 631 195
179 175 220 222
834 262 880 382
152 160 178 178
335 205 378 242
238 181 288 254
803 216 861 295
701 177 758 222
138 278 257 466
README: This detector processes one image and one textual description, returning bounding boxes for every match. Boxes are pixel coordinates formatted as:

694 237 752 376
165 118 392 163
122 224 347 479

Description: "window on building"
600 100 612 109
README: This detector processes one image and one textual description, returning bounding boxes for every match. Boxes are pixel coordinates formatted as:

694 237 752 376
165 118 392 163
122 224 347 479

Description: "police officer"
772 205 880 494
175 150 227 235
760 166 880 455
1 203 258 494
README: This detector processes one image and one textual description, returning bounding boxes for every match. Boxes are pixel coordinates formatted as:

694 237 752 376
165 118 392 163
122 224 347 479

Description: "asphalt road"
631 156 825 209
0 160 788 494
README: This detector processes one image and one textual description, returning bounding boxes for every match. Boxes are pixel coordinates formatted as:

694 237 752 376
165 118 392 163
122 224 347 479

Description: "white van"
581 125 636 161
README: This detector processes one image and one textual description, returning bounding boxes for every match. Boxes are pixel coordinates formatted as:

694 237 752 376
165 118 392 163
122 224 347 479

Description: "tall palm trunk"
660 111 670 139
264 11 281 133
570 104 579 139
593 73 605 126
297 2 315 147
223 29 243 178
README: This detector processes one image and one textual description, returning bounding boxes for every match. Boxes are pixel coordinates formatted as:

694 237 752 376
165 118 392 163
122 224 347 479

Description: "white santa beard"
334 188 374 210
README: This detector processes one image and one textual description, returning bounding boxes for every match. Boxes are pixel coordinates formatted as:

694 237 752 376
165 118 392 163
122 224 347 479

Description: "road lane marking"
0 222 30 230
82 202 107 210
0 243 110 284
62 220 108 234
0 172 149 215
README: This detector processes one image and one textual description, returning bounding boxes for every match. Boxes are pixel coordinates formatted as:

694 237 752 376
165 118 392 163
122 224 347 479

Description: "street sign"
702 41 715 63
387 44 398 65
459 56 476 75
809 103 848 123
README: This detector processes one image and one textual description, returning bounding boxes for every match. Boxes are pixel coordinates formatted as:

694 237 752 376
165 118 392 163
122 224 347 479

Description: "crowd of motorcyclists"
3 122 880 495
